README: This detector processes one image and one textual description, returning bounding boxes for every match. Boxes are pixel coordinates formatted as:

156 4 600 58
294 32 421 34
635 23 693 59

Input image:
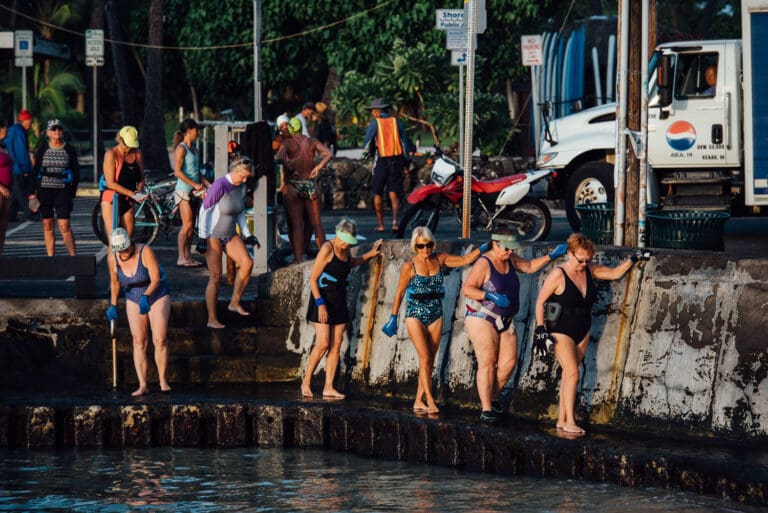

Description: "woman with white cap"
106 227 171 396
302 218 382 398
101 125 146 241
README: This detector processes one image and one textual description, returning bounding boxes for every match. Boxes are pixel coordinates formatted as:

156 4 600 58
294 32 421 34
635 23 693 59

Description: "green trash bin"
576 202 614 245
647 210 730 251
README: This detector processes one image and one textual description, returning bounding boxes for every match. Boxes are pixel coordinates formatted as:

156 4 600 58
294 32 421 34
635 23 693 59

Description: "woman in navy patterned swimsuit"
382 226 486 413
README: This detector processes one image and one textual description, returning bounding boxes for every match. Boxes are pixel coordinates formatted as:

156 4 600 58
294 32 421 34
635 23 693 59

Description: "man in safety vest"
363 98 411 233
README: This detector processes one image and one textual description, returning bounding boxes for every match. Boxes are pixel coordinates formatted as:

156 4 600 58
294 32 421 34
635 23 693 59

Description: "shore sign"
521 34 543 66
436 9 464 29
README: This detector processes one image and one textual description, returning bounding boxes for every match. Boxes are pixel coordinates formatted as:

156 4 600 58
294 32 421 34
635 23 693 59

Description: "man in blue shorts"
362 98 411 233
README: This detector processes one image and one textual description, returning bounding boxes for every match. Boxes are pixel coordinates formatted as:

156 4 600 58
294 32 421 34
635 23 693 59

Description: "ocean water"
0 447 759 512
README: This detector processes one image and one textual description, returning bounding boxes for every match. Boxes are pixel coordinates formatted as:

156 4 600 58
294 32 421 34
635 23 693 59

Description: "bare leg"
224 237 253 314
42 217 56 256
465 316 500 412
123 209 135 240
303 322 332 397
388 191 400 229
126 300 150 396
373 194 384 230
322 324 346 398
176 200 195 264
283 186 306 263
406 317 442 412
58 218 76 256
305 198 326 250
554 333 587 434
148 295 172 391
101 200 115 240
492 331 518 402
205 238 224 328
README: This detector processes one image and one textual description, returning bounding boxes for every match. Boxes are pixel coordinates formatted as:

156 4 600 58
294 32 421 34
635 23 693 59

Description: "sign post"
521 34 543 158
86 29 105 186
14 30 33 110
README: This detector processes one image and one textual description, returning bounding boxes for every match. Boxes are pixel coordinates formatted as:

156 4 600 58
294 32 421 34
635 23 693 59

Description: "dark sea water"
0 447 759 512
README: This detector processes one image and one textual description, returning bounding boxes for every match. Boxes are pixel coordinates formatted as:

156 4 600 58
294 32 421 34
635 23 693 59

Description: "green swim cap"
288 117 302 135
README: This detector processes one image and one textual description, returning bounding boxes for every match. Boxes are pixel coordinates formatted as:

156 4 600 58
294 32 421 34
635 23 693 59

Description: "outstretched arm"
590 258 634 281
351 239 383 267
511 252 554 274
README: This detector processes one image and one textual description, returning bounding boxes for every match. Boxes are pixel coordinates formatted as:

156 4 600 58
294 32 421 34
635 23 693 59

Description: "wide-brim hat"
368 98 390 110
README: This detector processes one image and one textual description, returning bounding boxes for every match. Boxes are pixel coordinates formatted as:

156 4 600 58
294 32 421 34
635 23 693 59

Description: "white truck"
536 0 768 231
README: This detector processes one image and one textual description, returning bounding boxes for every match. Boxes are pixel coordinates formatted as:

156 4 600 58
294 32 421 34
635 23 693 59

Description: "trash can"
576 203 614 245
646 210 730 251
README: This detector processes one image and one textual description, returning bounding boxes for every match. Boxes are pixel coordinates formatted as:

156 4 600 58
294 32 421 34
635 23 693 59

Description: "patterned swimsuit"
405 257 445 326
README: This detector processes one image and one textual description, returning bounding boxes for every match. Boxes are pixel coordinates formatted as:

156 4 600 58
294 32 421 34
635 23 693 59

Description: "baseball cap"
110 227 131 252
18 109 32 122
46 119 63 131
118 126 140 148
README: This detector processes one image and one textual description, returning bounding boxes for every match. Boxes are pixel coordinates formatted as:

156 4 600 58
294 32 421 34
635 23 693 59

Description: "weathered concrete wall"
1 241 766 442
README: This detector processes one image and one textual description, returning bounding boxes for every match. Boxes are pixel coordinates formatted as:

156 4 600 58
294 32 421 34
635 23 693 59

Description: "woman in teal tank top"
173 119 210 267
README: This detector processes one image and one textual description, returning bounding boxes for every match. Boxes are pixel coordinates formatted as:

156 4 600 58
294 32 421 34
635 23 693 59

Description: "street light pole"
253 0 263 121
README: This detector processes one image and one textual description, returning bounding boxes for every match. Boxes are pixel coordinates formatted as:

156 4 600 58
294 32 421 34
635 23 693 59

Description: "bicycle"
91 170 201 247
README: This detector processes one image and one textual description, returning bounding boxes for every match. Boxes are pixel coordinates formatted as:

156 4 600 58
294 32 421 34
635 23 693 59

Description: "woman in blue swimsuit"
383 226 487 413
462 228 568 423
106 227 171 397
534 233 641 434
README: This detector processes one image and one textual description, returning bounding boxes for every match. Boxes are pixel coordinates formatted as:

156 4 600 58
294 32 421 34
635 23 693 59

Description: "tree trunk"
142 0 168 172
105 0 139 126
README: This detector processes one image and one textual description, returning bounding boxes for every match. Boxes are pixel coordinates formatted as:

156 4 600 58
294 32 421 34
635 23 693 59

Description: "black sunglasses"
415 241 435 250
572 252 591 264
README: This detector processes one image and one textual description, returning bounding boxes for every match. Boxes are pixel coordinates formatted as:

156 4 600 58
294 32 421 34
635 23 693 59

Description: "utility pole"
253 0 263 121
624 0 642 246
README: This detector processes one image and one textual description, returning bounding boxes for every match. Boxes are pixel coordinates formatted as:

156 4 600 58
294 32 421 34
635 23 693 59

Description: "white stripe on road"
6 221 31 236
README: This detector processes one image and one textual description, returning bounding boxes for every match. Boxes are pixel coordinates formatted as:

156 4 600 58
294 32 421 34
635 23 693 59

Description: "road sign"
14 30 33 68
85 29 104 58
463 0 487 34
0 32 13 49
86 56 105 66
521 34 543 66
446 29 468 50
436 9 464 30
451 50 467 66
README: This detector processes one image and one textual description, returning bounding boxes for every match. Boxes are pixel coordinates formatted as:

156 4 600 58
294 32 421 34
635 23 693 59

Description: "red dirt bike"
396 150 552 240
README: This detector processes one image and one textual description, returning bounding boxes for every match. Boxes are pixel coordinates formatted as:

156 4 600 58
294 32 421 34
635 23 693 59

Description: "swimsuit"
547 267 596 343
306 243 352 325
197 174 252 240
115 245 170 305
405 257 445 326
465 255 520 333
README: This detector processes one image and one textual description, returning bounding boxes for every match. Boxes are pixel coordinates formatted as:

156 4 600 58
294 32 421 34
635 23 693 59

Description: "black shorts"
371 155 405 196
37 187 74 219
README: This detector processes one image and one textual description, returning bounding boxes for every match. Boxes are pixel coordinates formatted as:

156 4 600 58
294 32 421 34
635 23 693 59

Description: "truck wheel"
565 162 614 231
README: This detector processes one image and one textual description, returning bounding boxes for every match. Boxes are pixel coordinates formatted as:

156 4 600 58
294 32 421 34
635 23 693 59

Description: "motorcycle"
396 150 552 240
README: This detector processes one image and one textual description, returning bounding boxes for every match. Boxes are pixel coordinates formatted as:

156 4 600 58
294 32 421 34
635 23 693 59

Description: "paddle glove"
382 314 398 337
630 249 653 263
548 243 568 260
244 235 261 249
484 291 510 308
139 295 151 315
106 304 118 322
533 325 554 357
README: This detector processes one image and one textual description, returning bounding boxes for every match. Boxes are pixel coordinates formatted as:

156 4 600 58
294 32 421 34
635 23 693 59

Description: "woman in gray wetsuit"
382 226 486 414
197 158 259 329
534 232 644 435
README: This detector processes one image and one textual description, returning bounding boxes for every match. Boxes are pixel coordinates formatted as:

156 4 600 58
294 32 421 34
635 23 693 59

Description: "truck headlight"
536 152 558 167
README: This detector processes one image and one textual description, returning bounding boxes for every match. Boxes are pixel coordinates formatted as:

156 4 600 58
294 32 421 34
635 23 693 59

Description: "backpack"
98 148 143 192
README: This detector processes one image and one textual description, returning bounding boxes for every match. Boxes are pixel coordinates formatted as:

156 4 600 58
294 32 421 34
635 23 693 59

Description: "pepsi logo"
666 121 696 151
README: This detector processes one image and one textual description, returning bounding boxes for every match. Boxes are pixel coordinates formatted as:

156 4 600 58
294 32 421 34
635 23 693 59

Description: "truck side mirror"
657 55 673 107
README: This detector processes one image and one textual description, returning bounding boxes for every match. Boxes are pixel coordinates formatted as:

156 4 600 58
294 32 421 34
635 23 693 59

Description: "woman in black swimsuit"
534 233 646 435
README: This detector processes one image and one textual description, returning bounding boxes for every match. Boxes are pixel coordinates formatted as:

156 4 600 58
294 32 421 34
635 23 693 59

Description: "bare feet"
413 401 429 412
131 386 149 397
160 384 172 393
322 389 345 399
177 259 202 267
426 405 440 414
560 423 585 435
301 385 313 398
207 320 225 329
227 304 250 316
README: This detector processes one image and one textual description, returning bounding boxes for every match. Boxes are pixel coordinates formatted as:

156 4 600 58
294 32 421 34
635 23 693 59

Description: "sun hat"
288 117 302 135
118 126 140 148
368 98 390 110
491 232 521 251
110 227 131 252
335 217 358 245
18 109 32 122
46 119 63 131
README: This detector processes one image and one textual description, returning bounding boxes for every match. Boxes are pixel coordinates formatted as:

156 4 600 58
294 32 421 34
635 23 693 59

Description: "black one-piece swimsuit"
548 267 596 343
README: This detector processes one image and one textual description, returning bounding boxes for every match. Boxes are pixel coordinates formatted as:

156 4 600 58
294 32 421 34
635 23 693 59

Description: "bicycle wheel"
133 201 160 245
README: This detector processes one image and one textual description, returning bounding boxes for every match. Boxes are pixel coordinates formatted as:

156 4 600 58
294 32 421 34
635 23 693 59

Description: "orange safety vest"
374 117 403 157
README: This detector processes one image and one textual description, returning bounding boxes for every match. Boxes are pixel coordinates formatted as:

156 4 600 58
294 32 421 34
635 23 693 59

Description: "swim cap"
288 117 302 135
110 227 131 252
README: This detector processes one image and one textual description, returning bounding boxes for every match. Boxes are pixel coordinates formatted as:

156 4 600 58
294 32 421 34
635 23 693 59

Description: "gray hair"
410 226 435 252
335 217 358 236
229 157 253 176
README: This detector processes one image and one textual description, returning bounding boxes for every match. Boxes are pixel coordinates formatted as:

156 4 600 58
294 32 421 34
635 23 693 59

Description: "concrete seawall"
1 241 766 443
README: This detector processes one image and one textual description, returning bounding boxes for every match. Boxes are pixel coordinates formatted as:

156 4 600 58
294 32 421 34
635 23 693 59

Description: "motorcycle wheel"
492 198 552 242
396 200 441 239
